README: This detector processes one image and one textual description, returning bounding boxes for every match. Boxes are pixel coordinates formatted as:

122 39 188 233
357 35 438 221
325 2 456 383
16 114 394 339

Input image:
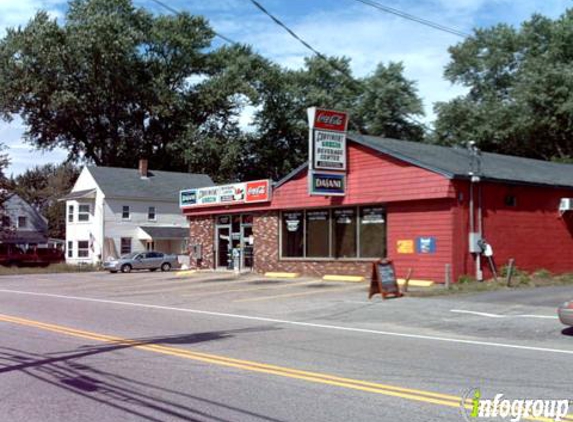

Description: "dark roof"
87 167 213 201
278 134 573 189
0 231 48 244
59 189 97 201
351 134 573 188
139 226 189 240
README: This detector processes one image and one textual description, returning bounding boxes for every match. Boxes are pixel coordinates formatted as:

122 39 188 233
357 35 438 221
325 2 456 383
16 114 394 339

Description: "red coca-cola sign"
245 180 271 203
313 108 348 132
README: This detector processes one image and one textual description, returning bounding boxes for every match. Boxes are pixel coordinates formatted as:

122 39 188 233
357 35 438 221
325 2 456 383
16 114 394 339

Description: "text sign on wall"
180 179 272 208
312 108 349 132
416 237 436 254
313 130 346 171
309 171 346 196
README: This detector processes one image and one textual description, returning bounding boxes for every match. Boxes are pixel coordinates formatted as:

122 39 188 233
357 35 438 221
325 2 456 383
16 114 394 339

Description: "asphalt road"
0 270 572 422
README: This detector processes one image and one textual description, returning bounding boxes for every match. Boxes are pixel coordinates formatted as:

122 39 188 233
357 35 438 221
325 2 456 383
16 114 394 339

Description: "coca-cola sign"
310 108 349 132
245 180 272 203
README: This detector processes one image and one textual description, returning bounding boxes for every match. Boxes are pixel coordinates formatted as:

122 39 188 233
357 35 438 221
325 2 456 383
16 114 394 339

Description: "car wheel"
121 264 132 273
161 263 171 272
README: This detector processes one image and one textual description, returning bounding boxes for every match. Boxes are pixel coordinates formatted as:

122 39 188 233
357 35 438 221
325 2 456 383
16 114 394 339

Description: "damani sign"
309 172 346 196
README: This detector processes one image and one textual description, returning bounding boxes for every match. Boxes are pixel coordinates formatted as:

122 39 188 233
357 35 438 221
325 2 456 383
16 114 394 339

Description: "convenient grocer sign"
179 179 272 208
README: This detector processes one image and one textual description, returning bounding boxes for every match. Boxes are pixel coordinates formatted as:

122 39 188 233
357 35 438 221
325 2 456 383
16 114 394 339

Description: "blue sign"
180 189 197 207
416 237 436 254
309 171 345 196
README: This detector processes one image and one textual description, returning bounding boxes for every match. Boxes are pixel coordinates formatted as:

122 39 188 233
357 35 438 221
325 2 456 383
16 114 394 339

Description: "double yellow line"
0 313 570 422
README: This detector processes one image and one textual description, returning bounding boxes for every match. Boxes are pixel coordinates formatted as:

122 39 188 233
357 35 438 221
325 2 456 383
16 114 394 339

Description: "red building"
181 134 573 283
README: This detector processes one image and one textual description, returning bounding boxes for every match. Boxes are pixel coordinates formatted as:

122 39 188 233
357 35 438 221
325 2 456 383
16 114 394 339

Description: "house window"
146 241 155 251
17 216 27 228
78 205 90 222
68 205 74 223
77 241 89 258
2 216 11 227
148 206 156 221
281 211 304 257
67 241 73 258
122 206 130 220
121 237 131 255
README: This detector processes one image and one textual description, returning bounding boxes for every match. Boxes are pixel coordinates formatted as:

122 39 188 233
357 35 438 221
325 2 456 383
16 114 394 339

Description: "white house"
61 159 213 265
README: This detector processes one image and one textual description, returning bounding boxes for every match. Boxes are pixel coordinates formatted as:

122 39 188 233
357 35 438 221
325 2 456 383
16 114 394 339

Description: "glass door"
216 226 230 269
242 225 254 270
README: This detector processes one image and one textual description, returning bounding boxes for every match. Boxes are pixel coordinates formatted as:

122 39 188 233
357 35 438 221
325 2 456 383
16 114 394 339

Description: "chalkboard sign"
369 259 403 299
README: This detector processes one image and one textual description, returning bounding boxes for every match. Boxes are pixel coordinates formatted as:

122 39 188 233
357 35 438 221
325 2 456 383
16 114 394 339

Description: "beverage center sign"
180 179 272 208
307 107 349 196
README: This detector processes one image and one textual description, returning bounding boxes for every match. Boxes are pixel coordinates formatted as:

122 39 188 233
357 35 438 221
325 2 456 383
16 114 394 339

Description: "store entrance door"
216 226 230 269
242 225 254 270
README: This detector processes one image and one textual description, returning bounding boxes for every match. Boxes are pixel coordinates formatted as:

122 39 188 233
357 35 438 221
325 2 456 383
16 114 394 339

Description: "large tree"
0 0 260 173
433 10 573 161
11 163 80 239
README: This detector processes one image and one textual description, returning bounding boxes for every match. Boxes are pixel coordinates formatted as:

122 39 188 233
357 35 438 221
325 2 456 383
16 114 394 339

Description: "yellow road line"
0 313 570 422
182 280 322 297
233 285 362 303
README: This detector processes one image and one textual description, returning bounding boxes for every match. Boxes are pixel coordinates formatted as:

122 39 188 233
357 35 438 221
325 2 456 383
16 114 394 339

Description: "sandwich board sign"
368 259 403 299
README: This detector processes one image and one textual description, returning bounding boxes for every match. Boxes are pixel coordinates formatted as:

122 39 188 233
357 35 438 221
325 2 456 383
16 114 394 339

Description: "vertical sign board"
369 259 403 299
307 107 349 196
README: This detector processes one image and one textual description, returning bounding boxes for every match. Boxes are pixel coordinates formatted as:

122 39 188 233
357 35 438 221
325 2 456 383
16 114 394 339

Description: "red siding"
453 181 573 278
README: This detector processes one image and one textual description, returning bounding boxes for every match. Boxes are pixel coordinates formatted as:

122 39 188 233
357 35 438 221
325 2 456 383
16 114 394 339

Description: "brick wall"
189 216 214 269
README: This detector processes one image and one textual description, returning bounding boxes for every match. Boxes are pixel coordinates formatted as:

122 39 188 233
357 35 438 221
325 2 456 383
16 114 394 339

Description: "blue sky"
0 0 570 176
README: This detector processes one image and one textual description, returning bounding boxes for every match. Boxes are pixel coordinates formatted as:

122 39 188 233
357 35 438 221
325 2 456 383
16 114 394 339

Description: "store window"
359 207 386 258
78 205 90 222
333 209 357 258
148 206 156 221
282 211 304 257
306 210 330 257
77 241 89 257
121 237 131 255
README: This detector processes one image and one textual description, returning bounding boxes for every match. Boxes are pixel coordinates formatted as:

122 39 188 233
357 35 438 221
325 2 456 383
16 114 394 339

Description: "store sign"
311 108 349 132
245 180 272 203
180 179 272 208
361 207 385 224
416 237 436 254
397 240 414 254
284 212 302 232
307 107 349 196
309 171 345 196
313 130 346 170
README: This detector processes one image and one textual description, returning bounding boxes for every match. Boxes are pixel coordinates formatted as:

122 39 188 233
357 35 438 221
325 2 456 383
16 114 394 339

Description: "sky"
0 0 570 176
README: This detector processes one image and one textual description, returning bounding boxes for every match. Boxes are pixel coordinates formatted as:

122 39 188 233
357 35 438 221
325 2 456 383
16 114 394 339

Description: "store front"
181 131 573 283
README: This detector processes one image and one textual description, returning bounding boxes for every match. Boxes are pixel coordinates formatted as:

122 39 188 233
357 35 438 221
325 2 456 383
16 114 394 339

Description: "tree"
433 11 573 161
0 0 261 172
12 163 80 239
244 56 425 180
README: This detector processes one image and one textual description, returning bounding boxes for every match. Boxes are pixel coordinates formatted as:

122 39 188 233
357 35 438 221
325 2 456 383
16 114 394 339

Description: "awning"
59 189 97 201
138 226 189 241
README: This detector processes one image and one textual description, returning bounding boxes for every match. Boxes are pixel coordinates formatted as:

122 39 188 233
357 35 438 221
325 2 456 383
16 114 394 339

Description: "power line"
352 0 471 38
147 0 239 45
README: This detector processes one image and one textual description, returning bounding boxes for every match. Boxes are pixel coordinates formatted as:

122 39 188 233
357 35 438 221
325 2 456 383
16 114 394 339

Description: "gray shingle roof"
87 167 213 201
60 189 97 201
351 134 573 189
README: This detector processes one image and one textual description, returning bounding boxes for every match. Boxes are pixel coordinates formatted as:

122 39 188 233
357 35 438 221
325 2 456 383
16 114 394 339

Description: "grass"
0 262 100 276
407 268 573 297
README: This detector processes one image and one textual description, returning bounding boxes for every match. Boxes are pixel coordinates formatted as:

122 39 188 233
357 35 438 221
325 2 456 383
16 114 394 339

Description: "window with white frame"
122 206 130 220
78 204 90 222
68 205 74 223
67 241 73 258
77 241 89 257
148 206 156 221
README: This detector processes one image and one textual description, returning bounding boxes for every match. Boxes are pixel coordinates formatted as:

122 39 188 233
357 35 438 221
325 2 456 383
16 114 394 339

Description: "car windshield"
120 252 140 259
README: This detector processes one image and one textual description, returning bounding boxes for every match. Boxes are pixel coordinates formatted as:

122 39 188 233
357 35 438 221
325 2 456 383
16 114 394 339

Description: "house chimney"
139 158 148 178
